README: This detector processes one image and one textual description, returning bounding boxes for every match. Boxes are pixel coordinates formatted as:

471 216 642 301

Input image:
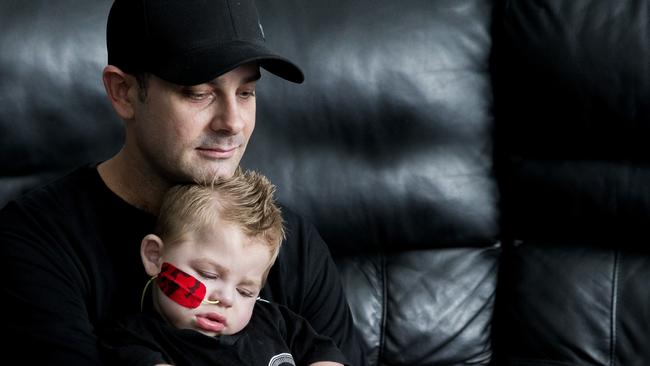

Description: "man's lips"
196 146 238 159
195 312 227 332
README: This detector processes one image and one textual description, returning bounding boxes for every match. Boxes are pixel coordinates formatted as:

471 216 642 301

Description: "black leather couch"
1 0 649 365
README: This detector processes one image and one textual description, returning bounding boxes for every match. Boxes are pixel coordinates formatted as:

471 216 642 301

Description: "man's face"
128 63 260 183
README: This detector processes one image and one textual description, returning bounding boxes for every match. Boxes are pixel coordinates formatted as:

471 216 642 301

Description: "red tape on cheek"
157 262 206 309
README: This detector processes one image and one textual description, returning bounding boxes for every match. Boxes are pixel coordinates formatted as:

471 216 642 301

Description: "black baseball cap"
107 0 304 85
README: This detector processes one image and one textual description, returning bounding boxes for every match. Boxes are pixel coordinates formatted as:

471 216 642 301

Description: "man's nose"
209 95 245 135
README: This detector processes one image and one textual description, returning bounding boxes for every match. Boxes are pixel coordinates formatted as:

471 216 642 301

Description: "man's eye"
182 89 212 100
238 90 256 99
189 93 210 100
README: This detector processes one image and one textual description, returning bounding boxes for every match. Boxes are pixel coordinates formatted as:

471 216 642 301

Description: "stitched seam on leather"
609 250 620 366
378 254 387 365
509 360 577 366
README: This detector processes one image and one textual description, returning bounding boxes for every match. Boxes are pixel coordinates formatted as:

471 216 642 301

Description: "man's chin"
190 165 239 182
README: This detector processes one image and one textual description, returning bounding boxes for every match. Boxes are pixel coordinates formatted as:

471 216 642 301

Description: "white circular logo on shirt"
268 352 295 366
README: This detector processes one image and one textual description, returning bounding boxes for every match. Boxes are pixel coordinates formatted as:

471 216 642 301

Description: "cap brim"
149 40 304 85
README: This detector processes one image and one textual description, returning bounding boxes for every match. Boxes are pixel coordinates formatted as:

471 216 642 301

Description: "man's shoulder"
0 164 111 269
2 164 99 213
276 203 324 247
276 203 302 228
0 163 139 244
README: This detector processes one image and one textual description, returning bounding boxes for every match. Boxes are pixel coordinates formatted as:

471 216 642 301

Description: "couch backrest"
0 0 500 365
0 0 122 206
249 1 500 363
493 0 650 365
4 0 649 365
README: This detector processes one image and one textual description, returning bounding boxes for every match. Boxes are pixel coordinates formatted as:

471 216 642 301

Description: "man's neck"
97 151 169 215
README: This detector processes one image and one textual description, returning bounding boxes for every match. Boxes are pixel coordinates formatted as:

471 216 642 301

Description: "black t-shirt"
0 165 363 365
101 300 350 366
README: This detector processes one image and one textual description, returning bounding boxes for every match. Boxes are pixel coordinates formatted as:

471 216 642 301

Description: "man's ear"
102 65 138 120
141 234 165 276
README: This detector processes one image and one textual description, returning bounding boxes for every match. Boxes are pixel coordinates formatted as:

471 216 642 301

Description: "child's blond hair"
155 169 285 271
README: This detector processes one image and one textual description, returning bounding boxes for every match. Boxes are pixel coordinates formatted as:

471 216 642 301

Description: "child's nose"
204 287 233 307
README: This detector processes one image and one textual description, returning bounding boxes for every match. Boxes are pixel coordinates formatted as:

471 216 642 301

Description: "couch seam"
378 253 387 365
609 250 619 366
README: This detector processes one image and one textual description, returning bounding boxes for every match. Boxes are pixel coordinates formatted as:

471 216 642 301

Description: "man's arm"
99 316 169 366
271 301 351 366
265 208 366 366
301 225 363 363
0 201 102 364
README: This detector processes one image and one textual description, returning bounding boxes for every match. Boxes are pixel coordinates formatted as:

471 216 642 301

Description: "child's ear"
141 234 165 276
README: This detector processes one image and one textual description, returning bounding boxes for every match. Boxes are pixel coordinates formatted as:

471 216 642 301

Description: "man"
0 0 364 365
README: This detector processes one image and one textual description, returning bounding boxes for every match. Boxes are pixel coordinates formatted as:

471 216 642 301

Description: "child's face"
154 220 271 336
